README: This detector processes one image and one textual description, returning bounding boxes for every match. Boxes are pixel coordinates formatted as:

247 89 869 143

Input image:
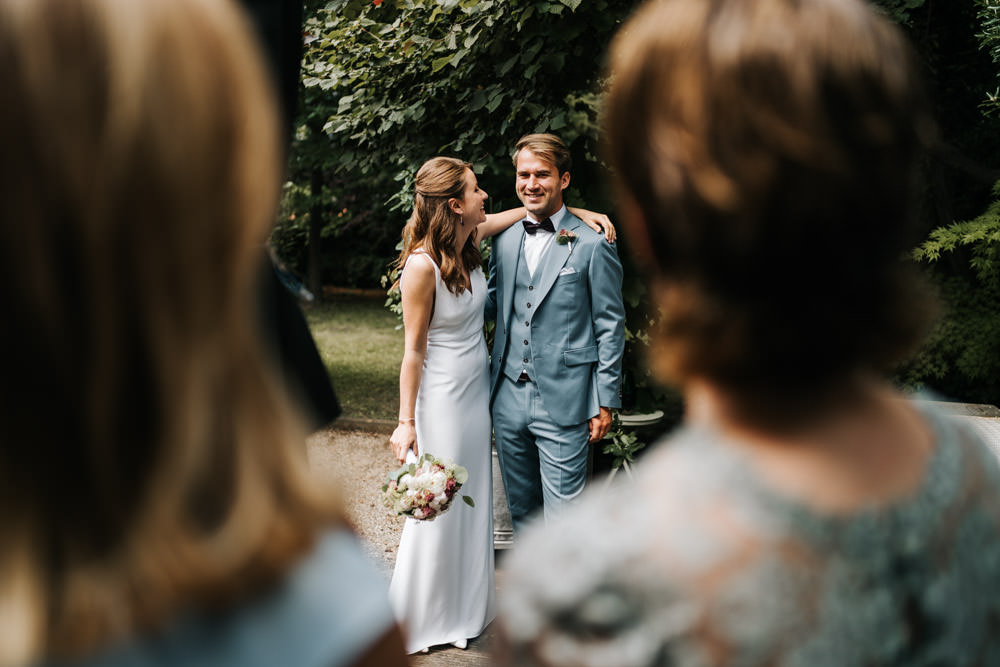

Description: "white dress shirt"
523 205 567 276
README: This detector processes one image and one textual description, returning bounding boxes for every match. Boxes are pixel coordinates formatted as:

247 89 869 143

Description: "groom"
486 133 625 532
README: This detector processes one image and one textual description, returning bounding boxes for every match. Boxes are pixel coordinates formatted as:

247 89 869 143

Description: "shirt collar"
524 204 567 229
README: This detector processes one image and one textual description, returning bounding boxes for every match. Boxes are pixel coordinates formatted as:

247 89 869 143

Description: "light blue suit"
486 209 625 531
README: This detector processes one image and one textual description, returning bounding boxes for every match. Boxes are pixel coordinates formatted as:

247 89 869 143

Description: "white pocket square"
558 267 576 276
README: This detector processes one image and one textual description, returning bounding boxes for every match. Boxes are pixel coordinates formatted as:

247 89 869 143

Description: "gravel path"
306 426 403 578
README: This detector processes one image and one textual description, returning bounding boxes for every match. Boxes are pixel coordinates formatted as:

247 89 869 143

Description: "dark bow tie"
522 217 555 235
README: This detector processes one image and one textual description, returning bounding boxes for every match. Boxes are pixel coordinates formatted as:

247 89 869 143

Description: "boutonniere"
556 228 577 255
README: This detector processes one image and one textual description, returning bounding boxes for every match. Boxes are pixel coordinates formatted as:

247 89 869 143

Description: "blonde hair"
512 133 572 175
395 157 482 295
0 0 341 661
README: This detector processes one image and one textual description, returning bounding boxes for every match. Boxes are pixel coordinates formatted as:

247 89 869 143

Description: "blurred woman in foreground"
498 0 1000 664
0 0 404 665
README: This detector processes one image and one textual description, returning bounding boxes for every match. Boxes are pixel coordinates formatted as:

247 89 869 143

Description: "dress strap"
403 251 439 323
405 250 441 279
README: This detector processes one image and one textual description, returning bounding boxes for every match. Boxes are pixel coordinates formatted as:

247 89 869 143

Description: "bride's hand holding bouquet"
390 418 418 463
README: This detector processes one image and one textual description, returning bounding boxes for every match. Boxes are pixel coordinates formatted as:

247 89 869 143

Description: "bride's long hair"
394 157 482 295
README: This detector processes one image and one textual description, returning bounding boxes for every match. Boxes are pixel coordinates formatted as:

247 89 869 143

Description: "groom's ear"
559 171 571 191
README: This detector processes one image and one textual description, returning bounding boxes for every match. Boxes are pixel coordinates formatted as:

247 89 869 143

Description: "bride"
387 156 613 654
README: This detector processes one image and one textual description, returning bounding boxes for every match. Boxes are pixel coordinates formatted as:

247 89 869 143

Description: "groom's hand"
588 407 613 442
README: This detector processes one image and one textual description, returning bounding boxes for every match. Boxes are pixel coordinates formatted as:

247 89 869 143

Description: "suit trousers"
492 374 590 533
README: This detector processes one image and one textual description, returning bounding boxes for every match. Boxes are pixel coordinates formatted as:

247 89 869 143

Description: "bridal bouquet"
382 453 475 521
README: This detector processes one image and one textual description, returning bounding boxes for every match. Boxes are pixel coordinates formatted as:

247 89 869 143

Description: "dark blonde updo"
395 156 482 295
605 0 938 415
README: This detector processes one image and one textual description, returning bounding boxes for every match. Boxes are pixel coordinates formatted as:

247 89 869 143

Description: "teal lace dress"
500 402 1000 666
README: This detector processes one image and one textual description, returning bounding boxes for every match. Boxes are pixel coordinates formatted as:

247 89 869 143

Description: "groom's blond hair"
512 133 573 175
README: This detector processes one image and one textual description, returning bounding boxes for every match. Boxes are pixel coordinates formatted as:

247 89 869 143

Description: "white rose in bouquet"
426 471 447 496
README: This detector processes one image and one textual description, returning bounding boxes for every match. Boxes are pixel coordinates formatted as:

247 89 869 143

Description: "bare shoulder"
400 253 436 291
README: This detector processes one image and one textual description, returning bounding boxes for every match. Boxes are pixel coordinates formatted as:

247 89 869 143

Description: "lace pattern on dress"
500 403 1000 667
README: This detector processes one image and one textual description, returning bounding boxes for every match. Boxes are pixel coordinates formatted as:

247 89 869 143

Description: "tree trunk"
307 168 323 296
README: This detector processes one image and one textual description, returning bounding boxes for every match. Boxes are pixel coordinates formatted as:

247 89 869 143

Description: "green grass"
304 298 402 421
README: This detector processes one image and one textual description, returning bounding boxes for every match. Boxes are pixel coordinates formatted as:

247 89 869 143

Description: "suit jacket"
486 212 625 426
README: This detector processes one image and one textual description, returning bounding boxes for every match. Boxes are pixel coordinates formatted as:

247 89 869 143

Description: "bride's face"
457 169 488 227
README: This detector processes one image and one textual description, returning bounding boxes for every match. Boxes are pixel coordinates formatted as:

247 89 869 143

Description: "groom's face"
515 149 570 220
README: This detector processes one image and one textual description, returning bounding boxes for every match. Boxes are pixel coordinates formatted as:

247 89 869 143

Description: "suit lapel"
533 215 582 305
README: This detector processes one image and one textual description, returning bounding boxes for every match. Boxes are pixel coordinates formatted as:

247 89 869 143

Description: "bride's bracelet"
398 417 415 425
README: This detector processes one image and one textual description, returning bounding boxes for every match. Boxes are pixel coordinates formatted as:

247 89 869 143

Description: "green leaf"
520 40 542 65
468 90 487 111
517 6 535 27
463 495 475 507
498 54 519 76
431 55 452 72
485 91 505 113
450 47 469 67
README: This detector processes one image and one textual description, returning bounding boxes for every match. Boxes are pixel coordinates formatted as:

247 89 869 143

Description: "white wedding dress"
388 252 495 653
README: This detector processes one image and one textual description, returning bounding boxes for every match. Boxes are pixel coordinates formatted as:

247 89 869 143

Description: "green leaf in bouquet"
386 464 408 484
462 495 475 508
453 465 469 485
